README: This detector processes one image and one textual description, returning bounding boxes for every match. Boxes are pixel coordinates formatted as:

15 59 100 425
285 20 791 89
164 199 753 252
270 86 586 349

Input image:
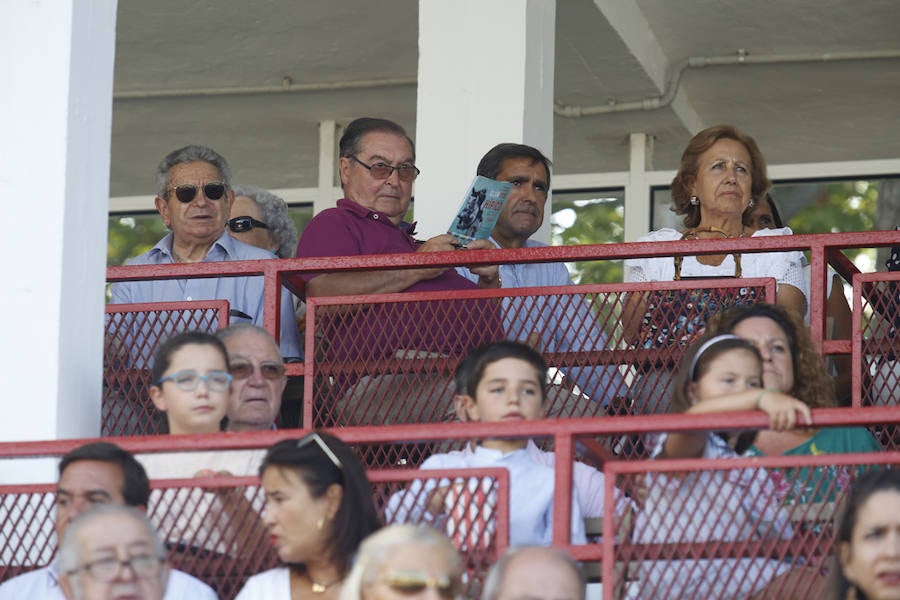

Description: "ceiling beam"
591 0 704 133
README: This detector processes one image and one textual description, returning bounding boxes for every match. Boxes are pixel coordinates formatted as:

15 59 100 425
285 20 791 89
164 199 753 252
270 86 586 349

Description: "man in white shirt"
0 442 217 600
57 505 168 600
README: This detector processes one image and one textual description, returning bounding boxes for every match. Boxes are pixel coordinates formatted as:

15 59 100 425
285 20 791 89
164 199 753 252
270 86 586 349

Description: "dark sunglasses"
228 216 269 233
229 360 285 381
166 182 227 203
380 571 460 599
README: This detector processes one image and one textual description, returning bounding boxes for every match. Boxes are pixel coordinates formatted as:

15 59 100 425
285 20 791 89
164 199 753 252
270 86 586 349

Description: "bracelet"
754 388 778 409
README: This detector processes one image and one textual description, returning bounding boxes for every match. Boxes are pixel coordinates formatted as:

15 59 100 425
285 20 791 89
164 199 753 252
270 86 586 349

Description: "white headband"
689 334 744 380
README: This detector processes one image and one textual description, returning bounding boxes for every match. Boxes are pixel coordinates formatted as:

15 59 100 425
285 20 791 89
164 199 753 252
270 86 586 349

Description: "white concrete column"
0 1 118 445
624 133 654 242
315 120 339 215
414 0 556 242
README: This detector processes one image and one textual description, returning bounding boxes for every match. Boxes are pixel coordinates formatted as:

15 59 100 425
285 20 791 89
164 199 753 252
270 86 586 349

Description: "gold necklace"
307 573 341 593
674 226 744 279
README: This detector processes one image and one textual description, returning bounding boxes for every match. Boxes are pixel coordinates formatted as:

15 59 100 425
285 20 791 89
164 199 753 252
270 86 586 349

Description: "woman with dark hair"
236 432 381 599
148 330 231 435
707 303 880 503
622 125 808 415
747 193 854 402
828 468 900 600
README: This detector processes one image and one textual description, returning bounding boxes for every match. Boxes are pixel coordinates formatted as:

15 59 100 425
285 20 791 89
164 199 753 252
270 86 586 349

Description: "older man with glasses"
0 442 217 600
294 117 503 427
109 144 301 361
215 323 288 431
57 505 169 600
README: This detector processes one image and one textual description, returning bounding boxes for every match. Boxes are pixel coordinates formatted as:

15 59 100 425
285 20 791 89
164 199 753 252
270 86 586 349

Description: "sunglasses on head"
228 216 269 233
296 432 343 470
380 571 460 599
167 182 227 203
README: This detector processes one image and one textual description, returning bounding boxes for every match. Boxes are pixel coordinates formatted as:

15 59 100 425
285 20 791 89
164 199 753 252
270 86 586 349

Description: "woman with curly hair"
706 302 881 504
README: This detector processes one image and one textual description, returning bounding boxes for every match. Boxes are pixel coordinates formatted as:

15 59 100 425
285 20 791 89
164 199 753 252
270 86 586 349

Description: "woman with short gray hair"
229 184 299 258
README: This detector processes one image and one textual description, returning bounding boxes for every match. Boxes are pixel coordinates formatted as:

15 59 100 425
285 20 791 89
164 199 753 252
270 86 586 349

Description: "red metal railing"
108 231 900 436
3 409 900 598
104 300 230 435
15 228 881 596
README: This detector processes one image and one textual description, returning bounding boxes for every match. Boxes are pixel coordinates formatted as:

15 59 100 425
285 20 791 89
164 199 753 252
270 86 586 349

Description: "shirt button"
373 214 379 220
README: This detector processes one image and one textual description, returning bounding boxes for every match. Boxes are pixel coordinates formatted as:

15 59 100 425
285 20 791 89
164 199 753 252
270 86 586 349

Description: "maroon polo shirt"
296 199 502 412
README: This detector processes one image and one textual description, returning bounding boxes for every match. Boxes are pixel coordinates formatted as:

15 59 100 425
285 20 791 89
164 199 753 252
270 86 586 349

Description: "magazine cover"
448 175 513 244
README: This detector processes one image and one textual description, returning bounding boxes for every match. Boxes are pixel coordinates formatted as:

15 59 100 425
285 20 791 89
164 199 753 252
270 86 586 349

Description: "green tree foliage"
782 180 878 267
550 196 625 284
107 215 170 266
787 181 876 235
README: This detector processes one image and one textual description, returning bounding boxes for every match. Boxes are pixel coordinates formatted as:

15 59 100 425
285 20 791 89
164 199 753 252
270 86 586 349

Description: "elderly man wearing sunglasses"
109 144 301 360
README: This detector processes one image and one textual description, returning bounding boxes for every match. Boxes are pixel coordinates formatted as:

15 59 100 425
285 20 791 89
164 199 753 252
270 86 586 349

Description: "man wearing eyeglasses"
109 144 301 360
57 505 168 600
215 323 287 431
0 442 217 600
293 118 504 426
297 117 501 296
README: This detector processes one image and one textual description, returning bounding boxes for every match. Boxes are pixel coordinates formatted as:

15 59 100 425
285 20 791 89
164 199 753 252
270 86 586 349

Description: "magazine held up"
448 176 513 244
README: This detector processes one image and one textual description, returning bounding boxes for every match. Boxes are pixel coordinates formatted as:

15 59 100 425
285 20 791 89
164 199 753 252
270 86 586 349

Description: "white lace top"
624 226 808 304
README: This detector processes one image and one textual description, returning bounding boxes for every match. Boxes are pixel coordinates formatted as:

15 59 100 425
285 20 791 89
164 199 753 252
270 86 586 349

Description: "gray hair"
58 505 166 576
215 322 280 354
482 546 585 600
155 144 232 198
339 525 462 600
231 184 299 258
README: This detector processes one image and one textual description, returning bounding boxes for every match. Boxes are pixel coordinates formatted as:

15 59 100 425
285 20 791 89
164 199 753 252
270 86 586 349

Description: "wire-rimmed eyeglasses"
349 156 420 182
66 554 165 582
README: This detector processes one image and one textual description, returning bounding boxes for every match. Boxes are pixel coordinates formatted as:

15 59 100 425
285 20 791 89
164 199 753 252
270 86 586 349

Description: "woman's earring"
747 198 755 210
689 196 699 206
316 517 325 530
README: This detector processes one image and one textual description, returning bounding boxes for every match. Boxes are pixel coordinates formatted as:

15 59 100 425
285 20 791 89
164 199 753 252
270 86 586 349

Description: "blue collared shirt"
458 238 626 406
110 231 301 359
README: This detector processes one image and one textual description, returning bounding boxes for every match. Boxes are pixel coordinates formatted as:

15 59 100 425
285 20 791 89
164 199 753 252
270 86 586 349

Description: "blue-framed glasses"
156 370 232 392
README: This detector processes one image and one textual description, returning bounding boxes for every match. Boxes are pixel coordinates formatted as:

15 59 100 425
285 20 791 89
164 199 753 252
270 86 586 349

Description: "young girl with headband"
661 333 812 460
629 334 819 599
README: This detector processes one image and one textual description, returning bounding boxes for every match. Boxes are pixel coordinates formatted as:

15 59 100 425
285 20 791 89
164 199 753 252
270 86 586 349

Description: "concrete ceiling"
109 0 900 198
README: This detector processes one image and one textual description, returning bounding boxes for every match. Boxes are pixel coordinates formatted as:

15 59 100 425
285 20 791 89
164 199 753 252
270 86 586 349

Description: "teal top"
746 426 882 504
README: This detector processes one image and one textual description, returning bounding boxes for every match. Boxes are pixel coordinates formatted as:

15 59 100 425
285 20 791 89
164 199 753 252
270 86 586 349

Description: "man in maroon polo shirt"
296 117 503 426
